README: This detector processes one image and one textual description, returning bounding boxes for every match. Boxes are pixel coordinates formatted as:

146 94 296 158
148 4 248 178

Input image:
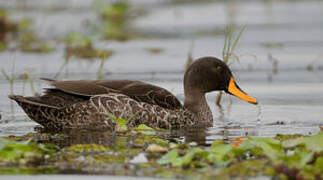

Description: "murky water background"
0 0 322 143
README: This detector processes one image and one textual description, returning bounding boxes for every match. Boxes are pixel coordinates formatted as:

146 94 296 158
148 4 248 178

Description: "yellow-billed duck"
9 56 257 131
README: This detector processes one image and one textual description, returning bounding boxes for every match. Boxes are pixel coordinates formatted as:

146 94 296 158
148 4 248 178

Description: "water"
0 0 322 144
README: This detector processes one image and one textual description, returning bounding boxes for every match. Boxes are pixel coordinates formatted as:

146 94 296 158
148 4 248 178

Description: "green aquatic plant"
107 112 158 135
1 64 16 96
134 124 156 135
216 26 245 106
101 2 131 41
20 41 55 53
0 138 59 165
0 9 18 50
19 70 38 96
157 132 323 179
18 22 55 54
0 130 322 179
65 31 92 48
0 167 57 175
96 54 108 80
65 32 113 59
107 113 128 132
282 132 323 152
104 20 128 41
101 2 129 21
185 39 195 70
0 11 52 53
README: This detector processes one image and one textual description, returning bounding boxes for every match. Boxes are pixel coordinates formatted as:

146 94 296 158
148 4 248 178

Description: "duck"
9 56 257 131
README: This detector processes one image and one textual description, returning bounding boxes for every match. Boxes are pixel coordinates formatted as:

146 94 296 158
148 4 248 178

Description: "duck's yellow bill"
228 77 258 104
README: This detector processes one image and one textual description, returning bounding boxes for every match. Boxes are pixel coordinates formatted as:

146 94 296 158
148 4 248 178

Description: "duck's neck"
184 91 213 123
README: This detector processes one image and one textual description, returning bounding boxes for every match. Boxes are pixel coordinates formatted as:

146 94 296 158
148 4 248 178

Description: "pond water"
0 0 323 145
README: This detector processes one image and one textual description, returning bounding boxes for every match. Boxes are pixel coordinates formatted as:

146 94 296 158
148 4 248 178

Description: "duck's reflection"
169 126 209 146
35 127 116 148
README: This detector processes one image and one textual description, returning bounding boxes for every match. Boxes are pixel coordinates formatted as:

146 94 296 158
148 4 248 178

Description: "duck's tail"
9 95 62 129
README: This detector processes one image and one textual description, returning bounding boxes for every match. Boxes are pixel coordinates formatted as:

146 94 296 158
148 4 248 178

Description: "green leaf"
137 124 153 130
172 148 206 167
282 132 323 152
314 157 323 173
157 149 179 165
209 144 233 167
0 138 10 150
0 138 59 164
231 25 246 53
134 124 156 135
280 149 314 169
106 112 117 120
210 140 224 147
241 137 282 160
115 118 128 132
107 113 128 132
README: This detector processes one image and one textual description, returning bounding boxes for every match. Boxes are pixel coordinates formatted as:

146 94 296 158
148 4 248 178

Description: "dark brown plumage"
9 56 257 131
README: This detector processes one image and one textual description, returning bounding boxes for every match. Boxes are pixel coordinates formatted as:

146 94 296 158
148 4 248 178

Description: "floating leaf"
241 137 283 160
107 113 128 132
282 132 323 152
157 149 179 165
0 138 10 150
209 144 233 167
172 148 207 167
0 138 58 165
134 124 156 135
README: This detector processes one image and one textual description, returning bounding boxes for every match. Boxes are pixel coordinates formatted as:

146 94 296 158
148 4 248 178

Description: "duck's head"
184 56 257 104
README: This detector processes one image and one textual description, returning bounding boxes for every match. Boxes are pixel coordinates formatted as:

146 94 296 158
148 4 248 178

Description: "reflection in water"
256 103 263 126
35 127 116 148
170 126 209 146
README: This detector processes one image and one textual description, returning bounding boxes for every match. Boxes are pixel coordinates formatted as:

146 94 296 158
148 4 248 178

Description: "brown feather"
41 78 182 110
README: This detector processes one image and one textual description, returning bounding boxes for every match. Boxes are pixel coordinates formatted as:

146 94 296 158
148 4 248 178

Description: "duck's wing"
41 78 182 110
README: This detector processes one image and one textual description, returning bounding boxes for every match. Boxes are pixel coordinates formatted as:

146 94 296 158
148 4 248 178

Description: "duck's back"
41 78 182 110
